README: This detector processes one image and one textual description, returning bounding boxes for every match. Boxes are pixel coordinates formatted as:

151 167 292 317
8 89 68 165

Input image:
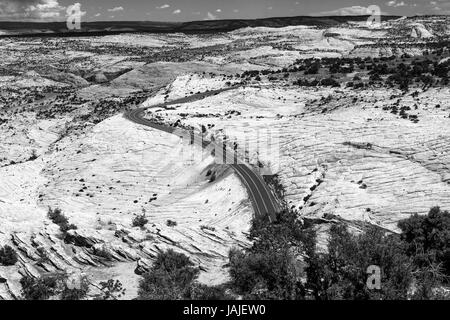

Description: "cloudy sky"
0 0 449 22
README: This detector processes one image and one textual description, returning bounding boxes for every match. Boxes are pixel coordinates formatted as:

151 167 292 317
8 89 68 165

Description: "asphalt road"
124 86 279 222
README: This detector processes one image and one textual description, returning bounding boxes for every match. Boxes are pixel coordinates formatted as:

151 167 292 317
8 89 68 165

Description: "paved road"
124 86 279 222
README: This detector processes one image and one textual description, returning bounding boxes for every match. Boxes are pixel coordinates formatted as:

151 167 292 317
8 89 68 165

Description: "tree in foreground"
0 245 18 266
398 207 450 298
138 249 230 300
305 224 412 300
228 210 311 300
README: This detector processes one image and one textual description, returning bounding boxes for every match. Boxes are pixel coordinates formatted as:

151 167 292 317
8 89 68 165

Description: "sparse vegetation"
1 15 450 302
138 249 200 300
228 210 310 299
132 211 149 228
47 207 77 234
20 274 66 300
228 206 450 300
95 279 126 300
166 220 177 227
0 245 18 266
304 224 412 300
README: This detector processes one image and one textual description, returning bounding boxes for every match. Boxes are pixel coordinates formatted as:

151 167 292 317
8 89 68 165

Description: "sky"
0 0 449 22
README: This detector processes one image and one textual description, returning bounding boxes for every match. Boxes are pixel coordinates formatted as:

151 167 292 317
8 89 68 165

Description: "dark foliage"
398 207 450 297
95 279 126 300
304 224 412 300
398 207 450 274
47 207 77 233
132 213 148 228
20 275 62 300
228 210 311 300
138 249 201 300
0 245 18 266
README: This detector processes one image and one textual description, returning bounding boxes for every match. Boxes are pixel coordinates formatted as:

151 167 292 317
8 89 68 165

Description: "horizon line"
1 13 439 25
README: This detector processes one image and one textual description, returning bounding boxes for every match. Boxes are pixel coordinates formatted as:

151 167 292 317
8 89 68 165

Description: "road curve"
124 86 279 222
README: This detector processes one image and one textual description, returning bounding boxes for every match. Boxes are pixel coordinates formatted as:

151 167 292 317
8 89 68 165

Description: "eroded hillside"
1 15 449 299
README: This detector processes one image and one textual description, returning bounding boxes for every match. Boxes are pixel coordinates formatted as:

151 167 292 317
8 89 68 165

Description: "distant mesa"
0 15 403 38
408 23 433 38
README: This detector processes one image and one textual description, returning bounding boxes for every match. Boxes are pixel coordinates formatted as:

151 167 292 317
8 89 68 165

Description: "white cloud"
107 6 123 12
172 9 181 14
312 5 388 16
386 1 406 7
94 13 101 17
156 4 170 9
429 0 450 13
216 9 221 12
0 0 66 21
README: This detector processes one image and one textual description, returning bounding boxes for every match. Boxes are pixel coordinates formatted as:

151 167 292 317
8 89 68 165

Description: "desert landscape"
0 13 449 300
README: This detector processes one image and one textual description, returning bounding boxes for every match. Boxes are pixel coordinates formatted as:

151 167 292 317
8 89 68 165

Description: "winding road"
124 86 279 222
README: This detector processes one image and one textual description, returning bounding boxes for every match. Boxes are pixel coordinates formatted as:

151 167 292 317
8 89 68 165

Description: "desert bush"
47 207 77 233
20 274 66 300
138 249 200 300
132 213 148 228
166 219 177 227
185 283 231 300
304 224 412 300
228 210 311 300
320 77 340 87
228 205 450 300
0 245 18 266
95 279 126 300
228 247 303 299
398 207 450 277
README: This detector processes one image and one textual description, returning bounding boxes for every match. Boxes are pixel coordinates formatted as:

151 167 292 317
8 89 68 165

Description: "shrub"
228 247 303 299
398 207 450 280
185 283 231 300
305 224 413 300
227 203 449 300
95 279 126 300
166 220 177 227
138 249 200 300
20 275 63 300
0 245 18 266
228 210 310 300
47 207 77 233
320 77 340 87
132 213 148 228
